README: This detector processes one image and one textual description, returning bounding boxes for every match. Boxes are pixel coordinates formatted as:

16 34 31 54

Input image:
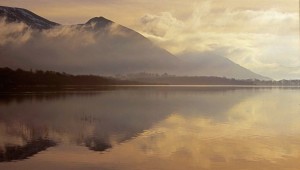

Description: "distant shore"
1 68 299 92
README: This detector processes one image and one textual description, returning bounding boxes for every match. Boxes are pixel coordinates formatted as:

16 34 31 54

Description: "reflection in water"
0 139 56 162
0 86 300 169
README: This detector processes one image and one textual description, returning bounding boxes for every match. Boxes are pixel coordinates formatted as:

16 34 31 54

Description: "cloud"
0 18 32 45
137 1 300 79
140 12 184 37
0 20 99 71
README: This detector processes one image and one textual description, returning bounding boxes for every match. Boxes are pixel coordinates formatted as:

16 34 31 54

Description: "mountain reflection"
0 139 56 162
0 86 250 161
0 86 299 170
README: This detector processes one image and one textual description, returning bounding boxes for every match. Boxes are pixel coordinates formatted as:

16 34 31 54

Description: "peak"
0 5 59 29
86 16 113 25
0 6 27 12
0 6 21 14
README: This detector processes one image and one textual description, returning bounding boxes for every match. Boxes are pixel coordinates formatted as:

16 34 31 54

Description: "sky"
0 0 299 79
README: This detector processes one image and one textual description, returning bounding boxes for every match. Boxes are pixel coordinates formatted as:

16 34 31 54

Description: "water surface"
0 86 300 169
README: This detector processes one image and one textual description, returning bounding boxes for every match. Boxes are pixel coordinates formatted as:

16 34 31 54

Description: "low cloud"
137 1 300 79
0 19 181 75
0 18 32 45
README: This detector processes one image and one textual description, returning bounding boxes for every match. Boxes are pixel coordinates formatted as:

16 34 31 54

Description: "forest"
1 68 299 89
0 67 136 88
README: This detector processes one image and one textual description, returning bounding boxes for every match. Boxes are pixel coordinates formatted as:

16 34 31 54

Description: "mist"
0 18 181 76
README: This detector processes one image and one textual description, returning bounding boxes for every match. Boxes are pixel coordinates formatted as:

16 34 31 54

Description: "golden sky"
0 0 299 79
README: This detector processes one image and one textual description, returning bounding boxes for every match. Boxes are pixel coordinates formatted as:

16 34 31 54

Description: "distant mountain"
0 6 59 29
0 6 270 80
179 52 270 80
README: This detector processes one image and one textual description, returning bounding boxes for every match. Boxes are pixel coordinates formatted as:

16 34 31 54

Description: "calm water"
0 86 300 170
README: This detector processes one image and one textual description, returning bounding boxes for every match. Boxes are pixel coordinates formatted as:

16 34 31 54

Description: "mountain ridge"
0 6 59 29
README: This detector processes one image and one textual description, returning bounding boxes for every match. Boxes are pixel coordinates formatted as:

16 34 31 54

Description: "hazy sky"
0 0 299 79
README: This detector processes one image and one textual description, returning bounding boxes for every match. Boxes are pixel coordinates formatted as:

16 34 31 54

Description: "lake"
0 86 300 170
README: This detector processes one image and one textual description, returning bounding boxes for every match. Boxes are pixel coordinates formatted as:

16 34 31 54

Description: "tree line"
0 67 135 88
1 67 299 88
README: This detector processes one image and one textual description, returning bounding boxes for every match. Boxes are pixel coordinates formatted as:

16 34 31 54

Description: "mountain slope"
0 8 183 75
179 52 270 80
0 6 269 80
0 6 59 29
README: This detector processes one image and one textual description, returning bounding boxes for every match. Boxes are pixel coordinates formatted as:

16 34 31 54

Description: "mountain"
179 52 270 80
0 6 269 80
0 6 59 29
